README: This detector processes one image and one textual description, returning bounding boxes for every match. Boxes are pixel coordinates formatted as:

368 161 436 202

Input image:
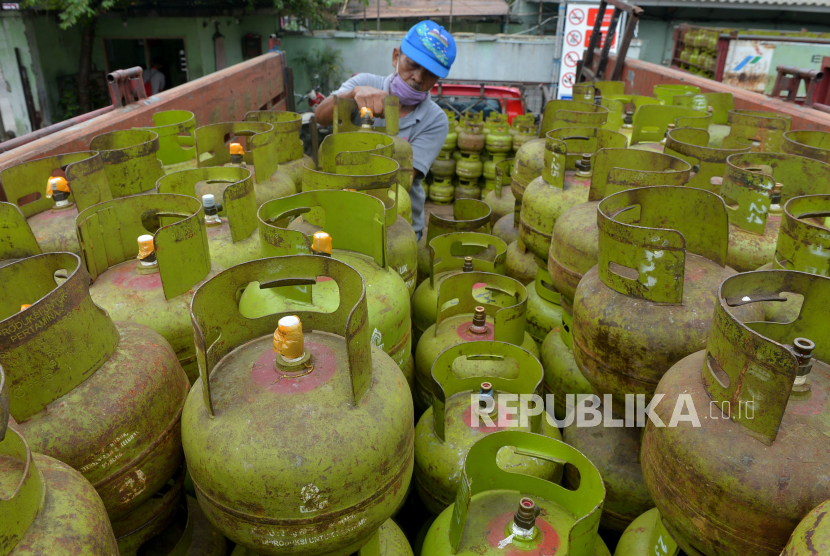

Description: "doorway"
103 38 188 91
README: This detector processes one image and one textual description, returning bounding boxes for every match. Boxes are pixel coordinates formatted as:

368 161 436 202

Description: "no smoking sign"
568 8 584 25
566 30 582 47
564 52 580 68
562 73 575 87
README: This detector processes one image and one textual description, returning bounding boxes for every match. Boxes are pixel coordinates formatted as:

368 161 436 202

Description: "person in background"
314 20 456 240
144 59 166 95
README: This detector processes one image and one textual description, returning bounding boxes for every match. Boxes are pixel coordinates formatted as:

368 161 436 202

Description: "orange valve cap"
45 176 70 198
273 316 305 360
229 142 245 155
311 232 332 255
137 234 155 260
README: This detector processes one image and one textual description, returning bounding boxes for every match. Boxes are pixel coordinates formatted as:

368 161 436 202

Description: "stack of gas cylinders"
0 81 828 556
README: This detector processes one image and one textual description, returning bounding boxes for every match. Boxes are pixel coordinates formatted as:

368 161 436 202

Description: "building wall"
0 11 47 136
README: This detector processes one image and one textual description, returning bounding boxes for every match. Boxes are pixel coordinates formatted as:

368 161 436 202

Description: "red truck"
429 83 527 123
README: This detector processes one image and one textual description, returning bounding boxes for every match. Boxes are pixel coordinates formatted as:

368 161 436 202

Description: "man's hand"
351 86 388 118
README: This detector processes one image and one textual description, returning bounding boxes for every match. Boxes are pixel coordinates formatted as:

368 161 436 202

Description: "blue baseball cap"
401 21 456 79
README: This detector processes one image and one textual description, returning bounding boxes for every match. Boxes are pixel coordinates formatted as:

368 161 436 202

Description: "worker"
315 20 456 240
144 59 166 95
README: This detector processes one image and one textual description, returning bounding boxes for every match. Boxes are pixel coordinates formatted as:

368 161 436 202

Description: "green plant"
297 46 344 96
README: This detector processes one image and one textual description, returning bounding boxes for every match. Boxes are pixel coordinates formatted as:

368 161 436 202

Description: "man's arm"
314 74 389 126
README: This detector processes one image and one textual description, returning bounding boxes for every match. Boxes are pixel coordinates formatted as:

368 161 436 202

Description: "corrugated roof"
338 0 509 20
635 0 830 11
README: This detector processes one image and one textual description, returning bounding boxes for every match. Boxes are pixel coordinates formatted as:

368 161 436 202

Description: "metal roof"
338 0 509 20
635 0 830 12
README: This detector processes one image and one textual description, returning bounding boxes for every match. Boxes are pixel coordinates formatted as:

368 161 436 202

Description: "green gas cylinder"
763 194 830 323
627 104 711 153
138 110 198 174
484 158 516 229
603 95 664 145
539 303 591 422
0 253 189 523
455 152 483 200
182 255 413 556
429 176 454 205
511 121 537 155
612 509 680 556
562 402 654 533
0 380 119 555
641 270 830 556
510 133 544 211
195 121 296 205
248 189 414 390
783 129 830 163
412 232 507 342
663 126 751 192
0 151 111 255
652 84 700 104
670 91 734 147
78 193 223 383
416 198 491 286
722 109 792 152
572 186 761 412
548 126 628 191
244 109 316 185
157 167 260 268
715 152 830 271
414 271 539 413
504 239 536 285
303 130 418 296
782 499 830 556
524 267 563 345
0 203 41 268
415 342 562 515
548 148 692 307
421 430 611 556
89 129 165 197
538 99 609 137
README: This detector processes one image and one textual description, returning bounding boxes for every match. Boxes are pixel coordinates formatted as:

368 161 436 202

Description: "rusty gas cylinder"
0 203 42 268
641 270 830 556
182 255 413 556
783 129 830 164
627 105 711 154
244 110 316 186
781 499 830 556
78 193 223 383
0 152 111 255
714 152 830 272
0 367 119 555
156 167 261 269
250 190 414 389
89 129 165 197
416 198 491 286
415 342 562 515
548 148 692 307
297 130 418 296
549 127 628 190
612 508 681 556
412 232 507 343
429 176 454 205
138 110 199 174
458 121 485 153
573 186 762 413
663 125 751 193
414 271 540 413
0 253 189 523
484 158 516 228
421 430 612 556
722 109 792 153
194 121 296 205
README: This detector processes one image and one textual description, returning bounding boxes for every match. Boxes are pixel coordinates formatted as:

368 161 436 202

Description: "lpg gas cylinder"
0 370 119 555
483 124 512 196
416 198 491 285
663 127 751 192
429 176 454 204
139 110 198 173
548 149 692 307
505 239 537 285
421 430 611 556
443 109 458 151
603 95 664 145
511 121 537 154
182 255 413 556
627 104 711 153
538 99 609 136
195 121 296 205
481 153 506 199
716 152 830 271
412 232 507 342
783 129 830 163
455 152 483 200
458 121 486 153
511 131 544 216
0 151 111 255
244 110 316 185
540 301 591 421
157 167 260 268
573 186 762 412
250 190 414 389
763 194 830 323
782 499 830 556
548 127 628 190
484 158 516 229
652 84 700 104
78 193 223 382
414 271 539 412
430 152 456 182
612 508 681 556
415 342 562 515
90 129 165 196
524 267 563 345
641 270 830 556
302 131 418 295
0 203 41 267
562 401 654 532
722 109 792 152
670 91 734 147
0 253 189 521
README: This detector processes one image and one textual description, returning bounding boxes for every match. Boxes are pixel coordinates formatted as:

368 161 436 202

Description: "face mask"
391 59 429 106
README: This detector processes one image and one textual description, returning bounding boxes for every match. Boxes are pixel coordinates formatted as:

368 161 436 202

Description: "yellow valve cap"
360 107 373 119
273 315 304 359
229 142 245 155
20 304 30 312
45 176 70 198
137 234 155 260
311 231 332 255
